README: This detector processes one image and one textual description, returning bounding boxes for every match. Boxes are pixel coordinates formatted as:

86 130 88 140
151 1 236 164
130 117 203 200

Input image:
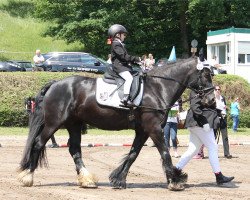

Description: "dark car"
0 60 32 72
155 58 168 67
41 52 109 73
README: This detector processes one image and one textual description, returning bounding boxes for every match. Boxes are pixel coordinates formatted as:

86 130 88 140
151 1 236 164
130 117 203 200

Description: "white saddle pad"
96 78 143 109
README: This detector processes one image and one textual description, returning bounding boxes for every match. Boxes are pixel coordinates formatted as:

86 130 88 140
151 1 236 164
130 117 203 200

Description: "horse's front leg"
109 128 148 189
67 123 98 188
150 127 187 191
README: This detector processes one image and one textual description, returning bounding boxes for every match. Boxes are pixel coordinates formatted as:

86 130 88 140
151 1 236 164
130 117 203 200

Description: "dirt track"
0 134 250 200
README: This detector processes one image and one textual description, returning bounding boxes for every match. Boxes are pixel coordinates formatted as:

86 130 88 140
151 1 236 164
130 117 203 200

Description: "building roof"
207 27 250 36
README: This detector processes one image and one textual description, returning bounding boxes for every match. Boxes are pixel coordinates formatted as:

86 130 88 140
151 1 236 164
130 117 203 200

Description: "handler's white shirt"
216 95 226 115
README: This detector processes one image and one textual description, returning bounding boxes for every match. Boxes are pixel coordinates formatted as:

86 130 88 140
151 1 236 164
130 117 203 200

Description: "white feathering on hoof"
18 169 34 187
77 168 98 188
168 182 185 191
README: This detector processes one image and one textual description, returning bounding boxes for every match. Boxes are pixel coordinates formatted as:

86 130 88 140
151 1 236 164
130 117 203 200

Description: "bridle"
135 69 214 112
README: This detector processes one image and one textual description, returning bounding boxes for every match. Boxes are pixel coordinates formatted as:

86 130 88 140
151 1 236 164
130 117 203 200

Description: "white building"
206 27 250 83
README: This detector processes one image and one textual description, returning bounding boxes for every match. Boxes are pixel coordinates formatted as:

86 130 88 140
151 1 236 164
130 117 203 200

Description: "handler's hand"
203 123 210 132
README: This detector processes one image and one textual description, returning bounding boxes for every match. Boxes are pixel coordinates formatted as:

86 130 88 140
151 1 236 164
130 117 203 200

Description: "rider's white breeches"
119 71 133 95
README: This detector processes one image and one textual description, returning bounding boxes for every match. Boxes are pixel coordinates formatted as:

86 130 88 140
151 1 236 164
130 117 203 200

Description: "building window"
219 45 226 64
238 54 250 64
238 42 250 64
247 54 250 63
238 54 245 63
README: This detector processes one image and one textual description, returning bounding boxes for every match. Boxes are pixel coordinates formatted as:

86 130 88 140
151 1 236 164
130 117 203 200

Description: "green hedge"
0 109 28 126
227 110 250 129
0 72 250 127
0 72 99 126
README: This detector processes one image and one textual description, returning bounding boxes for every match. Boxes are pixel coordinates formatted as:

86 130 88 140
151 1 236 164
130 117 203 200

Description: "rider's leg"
119 71 133 104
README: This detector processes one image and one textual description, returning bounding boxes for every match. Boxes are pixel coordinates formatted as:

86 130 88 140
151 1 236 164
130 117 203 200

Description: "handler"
108 24 141 106
175 90 234 185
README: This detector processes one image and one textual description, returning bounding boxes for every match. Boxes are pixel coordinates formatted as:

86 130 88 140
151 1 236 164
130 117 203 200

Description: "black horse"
18 57 215 190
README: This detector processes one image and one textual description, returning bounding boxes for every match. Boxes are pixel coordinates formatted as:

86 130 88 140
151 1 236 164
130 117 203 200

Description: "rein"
135 73 214 112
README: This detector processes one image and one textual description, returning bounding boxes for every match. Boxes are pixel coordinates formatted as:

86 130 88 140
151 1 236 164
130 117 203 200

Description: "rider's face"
120 33 126 42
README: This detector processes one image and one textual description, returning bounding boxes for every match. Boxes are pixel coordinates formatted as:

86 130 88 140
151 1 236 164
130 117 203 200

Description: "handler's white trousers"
176 126 221 173
119 71 133 95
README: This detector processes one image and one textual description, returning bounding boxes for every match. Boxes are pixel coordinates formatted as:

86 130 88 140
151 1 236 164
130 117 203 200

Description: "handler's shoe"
215 172 234 185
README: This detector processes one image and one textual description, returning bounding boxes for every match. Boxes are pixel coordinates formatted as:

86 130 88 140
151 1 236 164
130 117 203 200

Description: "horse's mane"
149 57 197 76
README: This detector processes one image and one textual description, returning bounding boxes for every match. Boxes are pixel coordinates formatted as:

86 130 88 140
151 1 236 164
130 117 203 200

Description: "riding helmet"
108 24 128 38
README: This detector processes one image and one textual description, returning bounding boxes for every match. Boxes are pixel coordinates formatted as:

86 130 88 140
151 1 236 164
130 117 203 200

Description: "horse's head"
188 62 215 108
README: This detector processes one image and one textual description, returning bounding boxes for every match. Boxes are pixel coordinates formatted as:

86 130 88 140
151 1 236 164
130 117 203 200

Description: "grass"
0 1 83 61
0 127 249 136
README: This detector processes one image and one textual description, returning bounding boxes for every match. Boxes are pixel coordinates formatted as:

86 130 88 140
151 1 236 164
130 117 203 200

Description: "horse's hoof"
109 179 126 189
168 183 185 191
78 173 98 188
112 183 126 189
18 169 34 187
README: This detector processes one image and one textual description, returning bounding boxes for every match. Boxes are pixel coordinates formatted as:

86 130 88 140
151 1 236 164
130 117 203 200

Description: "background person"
230 97 241 133
33 49 45 71
145 53 155 71
214 85 232 159
140 54 148 72
163 99 182 158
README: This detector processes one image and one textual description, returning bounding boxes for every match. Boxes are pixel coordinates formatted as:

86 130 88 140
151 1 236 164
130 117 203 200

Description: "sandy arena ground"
0 134 250 200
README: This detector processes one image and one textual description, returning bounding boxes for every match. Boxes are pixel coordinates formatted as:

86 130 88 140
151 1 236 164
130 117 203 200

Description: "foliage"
227 110 250 128
0 0 34 18
32 0 250 59
213 74 250 109
0 72 100 126
1 0 249 60
0 72 249 127
0 0 83 61
213 74 250 128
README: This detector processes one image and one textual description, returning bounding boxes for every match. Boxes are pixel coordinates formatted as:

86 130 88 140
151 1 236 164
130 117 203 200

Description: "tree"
33 0 250 59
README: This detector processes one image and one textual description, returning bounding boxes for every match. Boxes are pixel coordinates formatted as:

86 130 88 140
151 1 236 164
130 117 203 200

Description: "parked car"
41 52 109 73
155 58 169 67
0 60 33 72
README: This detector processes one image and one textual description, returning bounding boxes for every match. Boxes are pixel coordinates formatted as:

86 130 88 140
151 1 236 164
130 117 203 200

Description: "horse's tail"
20 80 57 171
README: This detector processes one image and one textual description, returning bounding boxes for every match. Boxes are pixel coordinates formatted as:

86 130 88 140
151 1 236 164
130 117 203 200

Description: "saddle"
96 65 144 109
103 65 142 101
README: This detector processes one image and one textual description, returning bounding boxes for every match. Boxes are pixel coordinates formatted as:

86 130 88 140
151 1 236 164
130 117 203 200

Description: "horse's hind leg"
18 125 58 186
150 129 187 191
66 122 98 188
109 128 148 189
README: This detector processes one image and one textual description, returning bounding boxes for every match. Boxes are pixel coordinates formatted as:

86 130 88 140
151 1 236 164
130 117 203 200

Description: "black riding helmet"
108 24 128 38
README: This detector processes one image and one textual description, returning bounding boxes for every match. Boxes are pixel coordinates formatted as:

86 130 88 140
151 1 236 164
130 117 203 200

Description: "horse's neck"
145 60 195 108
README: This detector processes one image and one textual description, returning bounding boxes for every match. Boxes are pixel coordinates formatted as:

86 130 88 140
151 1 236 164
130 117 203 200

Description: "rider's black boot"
215 172 234 185
121 94 129 106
